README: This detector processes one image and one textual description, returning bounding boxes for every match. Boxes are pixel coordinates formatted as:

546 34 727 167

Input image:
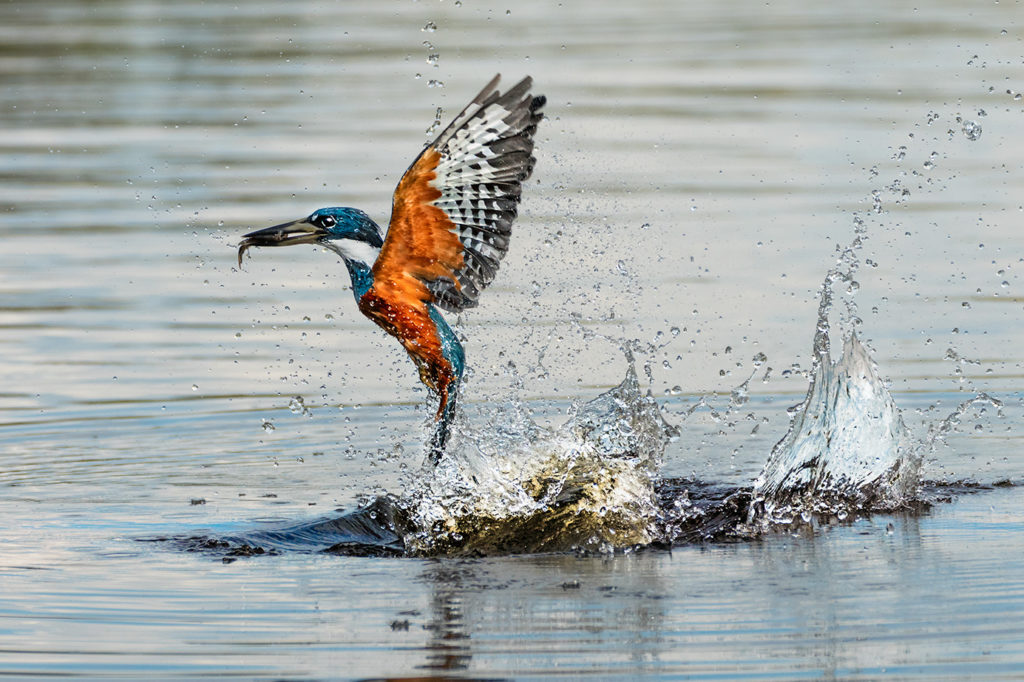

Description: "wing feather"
373 75 545 312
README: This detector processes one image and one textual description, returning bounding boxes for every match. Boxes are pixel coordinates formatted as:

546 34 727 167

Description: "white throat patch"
324 239 380 268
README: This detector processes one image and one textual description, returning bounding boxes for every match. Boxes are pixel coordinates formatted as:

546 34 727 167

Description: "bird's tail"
427 382 459 465
423 304 464 465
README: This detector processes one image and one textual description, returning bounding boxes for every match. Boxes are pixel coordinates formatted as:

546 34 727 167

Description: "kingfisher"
237 75 545 465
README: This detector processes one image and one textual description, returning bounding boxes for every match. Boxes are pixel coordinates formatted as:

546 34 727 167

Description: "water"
3 0 1024 678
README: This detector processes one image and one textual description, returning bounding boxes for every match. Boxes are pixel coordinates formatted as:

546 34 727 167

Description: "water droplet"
871 191 883 214
422 21 437 32
289 396 310 416
425 106 443 135
261 419 276 433
191 384 198 392
962 120 982 141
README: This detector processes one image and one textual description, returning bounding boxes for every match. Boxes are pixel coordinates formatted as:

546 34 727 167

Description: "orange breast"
358 282 457 420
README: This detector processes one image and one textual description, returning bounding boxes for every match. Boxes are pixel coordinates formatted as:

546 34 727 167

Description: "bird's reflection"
417 563 475 674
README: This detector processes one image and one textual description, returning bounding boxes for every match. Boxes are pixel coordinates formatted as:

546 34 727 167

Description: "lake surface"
2 0 1023 678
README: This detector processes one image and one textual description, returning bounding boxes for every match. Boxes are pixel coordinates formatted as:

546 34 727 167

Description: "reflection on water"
419 564 474 674
2 0 1024 678
371 498 1023 679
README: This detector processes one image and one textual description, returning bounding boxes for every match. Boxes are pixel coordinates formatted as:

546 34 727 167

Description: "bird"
237 75 545 465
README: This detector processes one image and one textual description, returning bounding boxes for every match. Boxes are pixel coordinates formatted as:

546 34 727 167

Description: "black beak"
236 219 327 268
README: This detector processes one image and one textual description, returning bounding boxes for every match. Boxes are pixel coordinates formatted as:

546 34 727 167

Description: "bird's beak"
236 219 327 268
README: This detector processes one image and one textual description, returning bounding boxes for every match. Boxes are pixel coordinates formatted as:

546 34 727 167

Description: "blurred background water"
1 0 1023 678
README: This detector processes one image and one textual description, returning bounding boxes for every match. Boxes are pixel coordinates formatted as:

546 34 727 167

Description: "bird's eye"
314 214 336 228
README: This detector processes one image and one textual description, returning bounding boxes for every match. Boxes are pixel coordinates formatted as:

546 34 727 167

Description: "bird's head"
237 207 384 268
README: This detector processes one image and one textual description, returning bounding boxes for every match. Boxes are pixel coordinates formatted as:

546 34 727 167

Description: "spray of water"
748 328 921 526
399 362 678 555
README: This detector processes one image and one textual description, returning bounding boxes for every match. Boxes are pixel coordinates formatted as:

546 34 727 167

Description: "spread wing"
372 74 546 312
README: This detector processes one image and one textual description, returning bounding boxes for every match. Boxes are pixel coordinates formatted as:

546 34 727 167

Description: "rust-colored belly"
358 287 456 420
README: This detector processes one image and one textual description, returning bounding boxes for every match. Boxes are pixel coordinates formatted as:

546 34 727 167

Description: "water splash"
161 346 1011 558
745 175 920 523
924 392 1004 452
400 363 678 555
748 331 921 526
738 139 927 527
